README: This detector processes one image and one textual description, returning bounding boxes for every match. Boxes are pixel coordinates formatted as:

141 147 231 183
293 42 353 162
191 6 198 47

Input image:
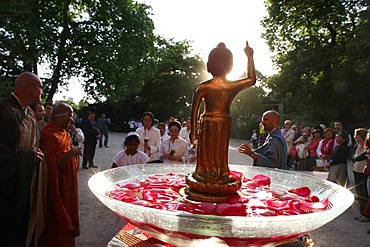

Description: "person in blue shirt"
98 113 111 148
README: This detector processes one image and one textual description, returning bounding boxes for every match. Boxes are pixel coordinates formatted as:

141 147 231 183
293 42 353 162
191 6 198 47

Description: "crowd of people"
278 120 359 186
0 71 226 246
112 113 196 168
0 71 117 246
245 115 370 232
0 72 81 246
1 76 369 246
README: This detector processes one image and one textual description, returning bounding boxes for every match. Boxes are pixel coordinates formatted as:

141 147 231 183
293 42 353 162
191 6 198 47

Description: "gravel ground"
76 132 370 247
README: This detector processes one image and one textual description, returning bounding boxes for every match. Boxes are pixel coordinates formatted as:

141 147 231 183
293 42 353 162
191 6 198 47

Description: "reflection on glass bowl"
88 164 354 247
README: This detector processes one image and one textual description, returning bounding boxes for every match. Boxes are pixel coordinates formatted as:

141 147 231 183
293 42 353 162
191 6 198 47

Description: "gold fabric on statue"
195 113 231 181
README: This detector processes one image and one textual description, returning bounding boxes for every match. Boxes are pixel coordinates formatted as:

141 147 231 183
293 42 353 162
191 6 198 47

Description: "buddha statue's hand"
244 41 254 58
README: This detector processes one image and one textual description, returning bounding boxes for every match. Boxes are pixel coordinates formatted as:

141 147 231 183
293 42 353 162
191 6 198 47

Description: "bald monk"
0 72 45 246
239 110 287 170
189 41 256 182
39 102 82 247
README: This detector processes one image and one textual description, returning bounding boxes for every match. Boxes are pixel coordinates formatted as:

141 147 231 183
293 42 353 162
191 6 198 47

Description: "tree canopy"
0 1 212 120
1 0 157 101
2 0 265 138
262 0 370 128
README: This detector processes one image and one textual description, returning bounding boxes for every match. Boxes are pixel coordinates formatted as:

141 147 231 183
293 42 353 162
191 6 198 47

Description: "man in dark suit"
0 72 45 246
81 111 100 169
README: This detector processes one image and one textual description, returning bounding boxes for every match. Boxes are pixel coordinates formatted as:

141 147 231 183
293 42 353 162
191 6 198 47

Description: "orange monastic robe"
39 122 80 247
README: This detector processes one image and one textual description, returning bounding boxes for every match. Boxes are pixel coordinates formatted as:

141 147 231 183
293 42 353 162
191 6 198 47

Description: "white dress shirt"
158 137 188 163
113 150 150 166
136 126 161 161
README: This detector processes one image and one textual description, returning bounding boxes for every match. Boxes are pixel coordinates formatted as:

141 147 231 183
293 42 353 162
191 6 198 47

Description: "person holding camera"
69 113 84 147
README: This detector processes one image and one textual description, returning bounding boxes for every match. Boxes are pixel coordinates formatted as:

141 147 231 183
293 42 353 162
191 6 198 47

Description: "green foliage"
138 39 208 121
230 75 269 139
78 38 209 128
1 1 268 131
0 0 43 82
262 0 370 129
0 0 157 103
0 77 14 99
54 96 81 112
76 0 157 102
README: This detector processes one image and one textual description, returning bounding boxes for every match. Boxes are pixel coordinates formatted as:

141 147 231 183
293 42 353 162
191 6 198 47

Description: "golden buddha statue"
185 41 256 202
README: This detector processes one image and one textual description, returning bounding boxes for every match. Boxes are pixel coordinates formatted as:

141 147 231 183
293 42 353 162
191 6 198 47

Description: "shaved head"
13 71 43 107
14 72 40 90
261 110 280 134
264 110 280 121
51 102 72 119
51 102 73 129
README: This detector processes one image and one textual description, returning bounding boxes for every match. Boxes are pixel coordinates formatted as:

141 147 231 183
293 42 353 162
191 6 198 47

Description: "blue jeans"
99 131 109 147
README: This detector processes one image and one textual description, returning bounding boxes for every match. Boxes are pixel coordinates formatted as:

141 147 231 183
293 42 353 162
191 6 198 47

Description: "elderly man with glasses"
281 120 295 169
0 72 45 246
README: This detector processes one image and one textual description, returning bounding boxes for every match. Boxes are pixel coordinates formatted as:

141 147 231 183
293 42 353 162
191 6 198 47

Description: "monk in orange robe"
39 102 82 247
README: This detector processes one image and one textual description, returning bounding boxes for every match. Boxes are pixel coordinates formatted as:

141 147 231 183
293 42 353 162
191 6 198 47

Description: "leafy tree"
0 0 157 103
344 2 370 126
230 70 269 138
138 39 208 121
261 0 369 128
0 0 43 99
75 0 157 102
72 38 208 130
0 78 14 99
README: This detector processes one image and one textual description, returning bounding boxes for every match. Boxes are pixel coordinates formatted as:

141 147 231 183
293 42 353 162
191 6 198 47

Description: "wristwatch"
249 152 256 158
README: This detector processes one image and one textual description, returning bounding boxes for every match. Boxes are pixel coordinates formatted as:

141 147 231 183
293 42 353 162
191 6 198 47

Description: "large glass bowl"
88 164 354 247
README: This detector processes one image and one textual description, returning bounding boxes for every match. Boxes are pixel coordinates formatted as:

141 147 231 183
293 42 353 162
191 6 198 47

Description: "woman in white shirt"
352 128 369 218
158 121 188 163
157 122 169 142
135 112 161 161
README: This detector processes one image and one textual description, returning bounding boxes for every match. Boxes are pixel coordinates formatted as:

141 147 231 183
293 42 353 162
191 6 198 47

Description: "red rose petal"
252 174 271 186
109 173 331 217
288 186 311 197
216 203 246 216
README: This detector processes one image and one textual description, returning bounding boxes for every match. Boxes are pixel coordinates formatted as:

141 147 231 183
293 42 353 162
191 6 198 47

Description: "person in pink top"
307 128 323 170
316 128 336 160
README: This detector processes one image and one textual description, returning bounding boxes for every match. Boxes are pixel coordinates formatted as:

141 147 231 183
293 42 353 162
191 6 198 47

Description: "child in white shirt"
112 132 149 168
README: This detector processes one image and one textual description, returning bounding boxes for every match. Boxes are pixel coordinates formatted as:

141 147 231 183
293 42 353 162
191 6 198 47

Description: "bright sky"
139 0 276 77
54 0 276 103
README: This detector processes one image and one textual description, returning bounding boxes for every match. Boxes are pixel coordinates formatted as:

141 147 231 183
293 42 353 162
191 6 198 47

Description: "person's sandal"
358 215 370 222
